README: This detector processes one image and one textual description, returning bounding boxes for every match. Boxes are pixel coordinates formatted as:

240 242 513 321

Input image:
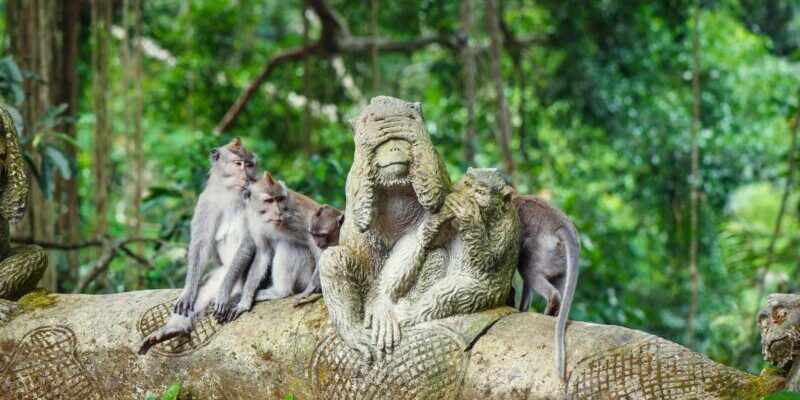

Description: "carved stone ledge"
0 290 784 399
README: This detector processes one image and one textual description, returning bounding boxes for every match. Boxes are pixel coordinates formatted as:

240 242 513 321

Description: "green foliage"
283 394 297 400
763 392 800 400
145 381 181 400
3 0 800 375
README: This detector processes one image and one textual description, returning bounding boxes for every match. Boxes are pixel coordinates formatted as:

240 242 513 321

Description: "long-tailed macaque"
138 138 257 355
291 205 344 306
513 193 580 380
214 172 323 322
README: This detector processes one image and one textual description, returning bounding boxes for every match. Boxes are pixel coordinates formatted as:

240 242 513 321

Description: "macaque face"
250 172 288 226
310 206 344 249
212 138 257 192
374 139 413 184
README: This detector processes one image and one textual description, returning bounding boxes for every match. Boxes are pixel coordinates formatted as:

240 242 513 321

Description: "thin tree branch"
686 0 701 349
214 0 461 134
73 238 118 294
12 237 103 250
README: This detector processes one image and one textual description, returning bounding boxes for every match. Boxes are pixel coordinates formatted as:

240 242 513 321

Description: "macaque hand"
363 297 402 359
173 289 197 316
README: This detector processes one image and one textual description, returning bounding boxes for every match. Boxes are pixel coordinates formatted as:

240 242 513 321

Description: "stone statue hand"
446 192 480 225
173 288 197 316
363 296 401 358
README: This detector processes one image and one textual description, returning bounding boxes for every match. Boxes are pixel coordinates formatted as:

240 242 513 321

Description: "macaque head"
758 293 800 370
310 205 344 249
210 137 257 192
457 168 513 210
248 171 290 226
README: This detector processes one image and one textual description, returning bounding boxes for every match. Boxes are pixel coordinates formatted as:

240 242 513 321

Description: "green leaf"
283 395 296 400
45 131 80 148
161 381 181 400
145 396 157 400
43 146 72 180
763 392 800 400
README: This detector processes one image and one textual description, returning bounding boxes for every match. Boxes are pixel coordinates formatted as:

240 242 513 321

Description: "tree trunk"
460 0 476 165
6 0 58 292
485 0 515 179
58 0 82 286
686 0 701 348
0 290 785 399
91 0 112 274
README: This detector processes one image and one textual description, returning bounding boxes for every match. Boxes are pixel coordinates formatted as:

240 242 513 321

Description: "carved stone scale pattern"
1 325 103 400
310 323 468 400
567 336 755 399
137 300 220 356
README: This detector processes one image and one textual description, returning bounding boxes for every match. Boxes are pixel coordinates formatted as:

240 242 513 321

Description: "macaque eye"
245 162 254 168
235 161 244 167
265 198 274 204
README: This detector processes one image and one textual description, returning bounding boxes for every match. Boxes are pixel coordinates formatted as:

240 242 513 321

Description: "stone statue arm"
446 193 492 271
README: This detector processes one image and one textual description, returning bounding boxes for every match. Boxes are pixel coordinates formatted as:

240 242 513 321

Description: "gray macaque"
214 172 323 322
513 193 580 380
292 205 344 307
138 138 257 355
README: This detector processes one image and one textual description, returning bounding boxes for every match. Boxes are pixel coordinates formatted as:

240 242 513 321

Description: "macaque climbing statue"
318 96 519 359
0 106 46 303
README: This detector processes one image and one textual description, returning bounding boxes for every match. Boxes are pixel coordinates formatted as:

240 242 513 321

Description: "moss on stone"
18 289 56 311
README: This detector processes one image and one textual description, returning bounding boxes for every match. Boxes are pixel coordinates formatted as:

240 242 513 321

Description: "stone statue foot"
0 245 47 301
0 298 19 323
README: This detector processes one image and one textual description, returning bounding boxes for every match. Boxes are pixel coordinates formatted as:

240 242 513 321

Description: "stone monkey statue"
759 293 800 391
369 167 519 333
138 139 257 354
319 96 452 358
0 106 46 304
319 96 519 359
513 193 581 379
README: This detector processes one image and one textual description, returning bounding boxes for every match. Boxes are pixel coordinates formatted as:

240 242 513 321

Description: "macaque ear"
337 214 345 226
211 148 220 161
228 137 243 149
263 171 275 185
242 188 252 201
316 206 324 216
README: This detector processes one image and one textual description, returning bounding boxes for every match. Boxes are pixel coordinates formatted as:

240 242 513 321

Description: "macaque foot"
220 303 251 323
293 292 323 307
544 292 561 316
173 291 196 316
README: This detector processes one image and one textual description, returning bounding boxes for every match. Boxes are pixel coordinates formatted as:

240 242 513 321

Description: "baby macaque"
138 138 257 355
513 193 580 379
214 172 323 322
309 205 344 250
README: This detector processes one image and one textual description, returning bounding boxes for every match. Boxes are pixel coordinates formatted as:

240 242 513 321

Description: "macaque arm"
174 199 218 315
213 235 256 315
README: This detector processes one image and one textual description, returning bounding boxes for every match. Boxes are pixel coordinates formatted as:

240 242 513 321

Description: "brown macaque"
513 193 580 380
139 138 257 355
310 205 344 250
214 172 324 322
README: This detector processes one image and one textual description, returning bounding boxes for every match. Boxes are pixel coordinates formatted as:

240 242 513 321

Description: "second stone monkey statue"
319 96 519 359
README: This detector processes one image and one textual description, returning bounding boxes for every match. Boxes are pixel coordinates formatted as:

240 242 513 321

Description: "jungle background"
0 0 798 374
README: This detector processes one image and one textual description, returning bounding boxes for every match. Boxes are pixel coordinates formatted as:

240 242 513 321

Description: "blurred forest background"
0 0 798 374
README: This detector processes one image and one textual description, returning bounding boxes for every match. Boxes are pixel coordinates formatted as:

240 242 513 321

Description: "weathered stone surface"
0 290 784 399
759 293 800 392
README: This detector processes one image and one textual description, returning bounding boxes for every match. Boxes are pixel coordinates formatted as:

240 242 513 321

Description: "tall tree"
6 0 59 291
91 0 112 275
460 0 476 165
485 0 515 178
686 0 701 348
371 0 380 94
58 0 81 284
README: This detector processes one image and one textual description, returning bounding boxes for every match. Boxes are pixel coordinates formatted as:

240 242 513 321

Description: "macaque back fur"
514 193 580 380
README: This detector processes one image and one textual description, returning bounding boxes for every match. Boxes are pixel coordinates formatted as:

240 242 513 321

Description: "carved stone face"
456 168 512 210
758 293 800 369
374 139 412 185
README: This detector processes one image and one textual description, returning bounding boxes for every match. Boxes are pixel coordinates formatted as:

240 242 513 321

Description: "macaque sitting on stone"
214 172 325 322
291 205 344 307
138 138 257 355
513 192 581 379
